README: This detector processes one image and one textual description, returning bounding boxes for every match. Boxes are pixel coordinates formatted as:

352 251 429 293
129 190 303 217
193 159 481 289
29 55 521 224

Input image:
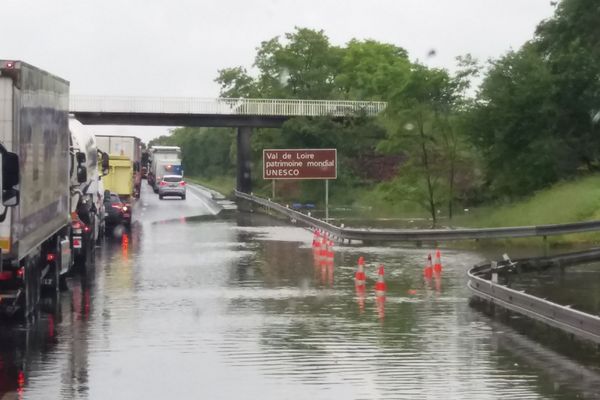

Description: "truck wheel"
18 257 41 319
181 195 186 200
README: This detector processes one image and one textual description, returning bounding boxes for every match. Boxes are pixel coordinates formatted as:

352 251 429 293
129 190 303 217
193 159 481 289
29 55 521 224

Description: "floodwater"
511 259 600 315
1 183 599 399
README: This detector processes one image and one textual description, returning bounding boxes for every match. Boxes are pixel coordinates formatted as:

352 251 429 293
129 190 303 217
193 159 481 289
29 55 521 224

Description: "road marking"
187 190 220 215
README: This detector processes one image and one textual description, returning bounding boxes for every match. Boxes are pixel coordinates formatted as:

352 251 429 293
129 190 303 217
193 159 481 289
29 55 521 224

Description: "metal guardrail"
235 191 600 242
467 254 600 344
238 190 600 343
70 96 387 118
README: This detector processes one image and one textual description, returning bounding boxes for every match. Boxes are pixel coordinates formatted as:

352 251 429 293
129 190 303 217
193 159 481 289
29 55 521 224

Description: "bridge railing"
70 96 387 117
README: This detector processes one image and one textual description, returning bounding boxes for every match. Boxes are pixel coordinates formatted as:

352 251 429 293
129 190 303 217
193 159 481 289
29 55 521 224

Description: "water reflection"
1 203 599 399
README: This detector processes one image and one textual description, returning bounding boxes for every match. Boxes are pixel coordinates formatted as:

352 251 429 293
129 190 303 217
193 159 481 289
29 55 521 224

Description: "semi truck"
69 118 109 271
96 135 141 198
147 146 182 192
0 60 81 317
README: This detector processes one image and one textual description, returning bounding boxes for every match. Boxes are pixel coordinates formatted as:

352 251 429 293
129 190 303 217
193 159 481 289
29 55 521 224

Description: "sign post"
263 149 337 219
325 179 329 221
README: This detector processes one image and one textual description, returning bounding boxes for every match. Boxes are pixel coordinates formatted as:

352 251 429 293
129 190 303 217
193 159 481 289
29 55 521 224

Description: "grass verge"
187 175 236 197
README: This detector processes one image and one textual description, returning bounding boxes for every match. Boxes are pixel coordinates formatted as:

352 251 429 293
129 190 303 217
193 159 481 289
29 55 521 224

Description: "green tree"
336 39 410 100
215 67 257 98
465 0 600 199
379 64 473 225
465 45 560 197
535 0 600 172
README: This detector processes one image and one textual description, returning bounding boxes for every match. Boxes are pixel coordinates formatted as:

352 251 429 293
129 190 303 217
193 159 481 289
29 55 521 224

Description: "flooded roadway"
1 183 600 399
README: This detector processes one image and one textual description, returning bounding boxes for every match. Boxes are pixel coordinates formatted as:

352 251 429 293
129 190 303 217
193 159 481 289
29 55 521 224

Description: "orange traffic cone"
375 264 387 294
434 249 442 273
423 254 433 278
313 231 321 252
355 256 366 285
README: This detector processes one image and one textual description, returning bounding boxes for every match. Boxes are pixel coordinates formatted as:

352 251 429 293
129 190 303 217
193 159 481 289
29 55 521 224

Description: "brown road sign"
263 149 337 180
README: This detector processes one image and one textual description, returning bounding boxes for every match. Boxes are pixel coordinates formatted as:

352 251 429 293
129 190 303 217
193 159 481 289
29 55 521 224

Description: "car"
158 175 186 200
104 191 131 226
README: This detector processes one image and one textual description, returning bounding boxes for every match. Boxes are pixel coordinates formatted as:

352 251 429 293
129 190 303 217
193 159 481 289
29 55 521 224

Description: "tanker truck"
0 60 81 318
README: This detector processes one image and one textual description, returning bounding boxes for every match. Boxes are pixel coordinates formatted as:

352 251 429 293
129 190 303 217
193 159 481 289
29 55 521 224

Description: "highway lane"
0 180 597 399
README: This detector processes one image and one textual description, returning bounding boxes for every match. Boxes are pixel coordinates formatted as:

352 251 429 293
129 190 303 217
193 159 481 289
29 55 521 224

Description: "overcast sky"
3 0 556 142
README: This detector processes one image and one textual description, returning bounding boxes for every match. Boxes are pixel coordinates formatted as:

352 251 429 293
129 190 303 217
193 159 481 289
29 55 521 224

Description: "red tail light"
159 181 167 186
71 219 87 234
179 181 186 186
16 267 24 279
47 253 56 262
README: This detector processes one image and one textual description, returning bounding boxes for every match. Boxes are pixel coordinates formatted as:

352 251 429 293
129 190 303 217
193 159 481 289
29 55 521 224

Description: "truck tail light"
71 218 88 234
16 267 24 279
47 253 56 262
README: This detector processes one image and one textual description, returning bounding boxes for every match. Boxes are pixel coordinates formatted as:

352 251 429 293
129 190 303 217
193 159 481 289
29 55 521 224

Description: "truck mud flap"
0 290 22 318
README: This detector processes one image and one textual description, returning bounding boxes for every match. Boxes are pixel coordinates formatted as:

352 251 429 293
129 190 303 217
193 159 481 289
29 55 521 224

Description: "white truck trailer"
0 60 86 317
147 146 182 192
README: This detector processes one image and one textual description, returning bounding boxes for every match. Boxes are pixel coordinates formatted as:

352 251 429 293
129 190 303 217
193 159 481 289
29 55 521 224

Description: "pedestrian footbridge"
70 96 387 127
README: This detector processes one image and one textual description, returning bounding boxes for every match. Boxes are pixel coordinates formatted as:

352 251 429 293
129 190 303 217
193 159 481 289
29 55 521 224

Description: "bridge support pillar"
237 127 253 194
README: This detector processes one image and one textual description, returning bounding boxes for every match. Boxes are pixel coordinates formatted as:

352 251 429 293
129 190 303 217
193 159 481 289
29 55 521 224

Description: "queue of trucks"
0 60 143 318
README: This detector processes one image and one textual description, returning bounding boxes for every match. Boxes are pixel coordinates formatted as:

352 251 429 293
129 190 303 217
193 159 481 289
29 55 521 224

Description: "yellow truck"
103 155 134 202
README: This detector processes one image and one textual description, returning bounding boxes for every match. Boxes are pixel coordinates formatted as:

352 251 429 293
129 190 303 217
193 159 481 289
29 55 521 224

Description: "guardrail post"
542 235 549 257
491 261 498 283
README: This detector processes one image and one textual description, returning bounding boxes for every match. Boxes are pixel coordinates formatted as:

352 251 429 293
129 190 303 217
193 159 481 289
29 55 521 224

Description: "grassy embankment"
454 175 600 246
187 176 236 197
188 174 600 245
